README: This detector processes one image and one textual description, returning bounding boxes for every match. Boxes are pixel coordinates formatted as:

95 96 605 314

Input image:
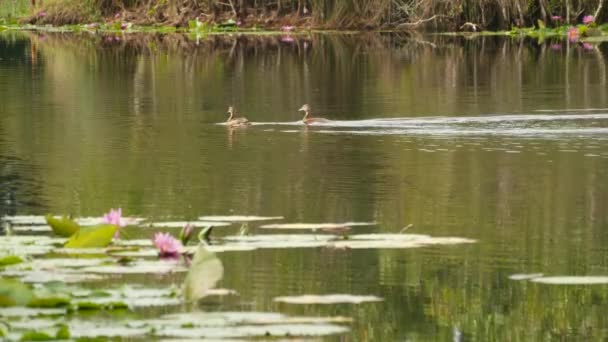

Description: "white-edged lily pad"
328 234 476 249
148 221 231 228
198 215 284 222
155 324 348 339
530 276 608 285
10 225 52 232
274 294 383 304
81 260 187 275
0 307 66 317
509 273 544 280
260 222 376 230
1 269 104 283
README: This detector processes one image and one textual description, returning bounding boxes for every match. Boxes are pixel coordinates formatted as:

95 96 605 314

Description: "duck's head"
298 104 310 112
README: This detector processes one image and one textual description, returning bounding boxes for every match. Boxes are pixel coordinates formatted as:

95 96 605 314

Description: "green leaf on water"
64 224 118 249
0 255 23 266
0 278 34 307
28 296 71 308
56 324 70 339
19 331 54 341
183 245 224 301
45 215 81 237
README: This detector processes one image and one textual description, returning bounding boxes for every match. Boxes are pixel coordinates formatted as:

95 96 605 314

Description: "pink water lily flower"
551 15 562 21
568 27 579 42
582 15 594 25
102 208 127 227
153 232 183 257
281 35 295 43
281 25 295 32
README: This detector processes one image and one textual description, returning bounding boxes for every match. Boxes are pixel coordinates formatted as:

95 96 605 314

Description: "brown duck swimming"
298 104 329 125
226 106 250 127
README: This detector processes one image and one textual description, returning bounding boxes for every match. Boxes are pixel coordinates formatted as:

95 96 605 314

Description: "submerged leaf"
45 215 80 237
183 245 224 301
64 224 118 248
0 278 34 307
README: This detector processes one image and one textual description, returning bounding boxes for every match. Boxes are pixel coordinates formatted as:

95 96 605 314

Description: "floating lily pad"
530 276 608 285
198 216 284 222
509 273 544 280
45 215 80 237
10 225 52 233
64 224 118 248
328 234 476 249
0 255 23 266
260 222 376 230
2 269 104 283
2 215 47 225
148 221 231 228
0 307 66 317
183 246 224 301
81 260 187 275
274 294 383 304
155 324 348 339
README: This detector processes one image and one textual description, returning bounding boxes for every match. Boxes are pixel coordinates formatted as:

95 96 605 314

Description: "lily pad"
183 245 224 301
0 278 34 307
328 234 476 249
148 221 231 228
260 222 376 230
508 273 544 280
64 224 118 248
198 216 284 222
0 307 66 317
274 294 383 304
81 260 187 275
0 255 23 266
45 215 80 237
530 276 608 285
10 225 52 233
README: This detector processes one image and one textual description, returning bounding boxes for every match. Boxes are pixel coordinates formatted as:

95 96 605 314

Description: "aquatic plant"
568 27 579 42
583 15 595 25
178 223 194 245
153 232 183 257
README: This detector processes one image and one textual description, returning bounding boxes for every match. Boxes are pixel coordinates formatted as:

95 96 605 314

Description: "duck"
226 106 250 127
298 104 329 125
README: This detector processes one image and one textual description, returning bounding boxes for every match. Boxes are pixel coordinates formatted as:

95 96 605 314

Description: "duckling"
226 106 250 127
298 104 329 125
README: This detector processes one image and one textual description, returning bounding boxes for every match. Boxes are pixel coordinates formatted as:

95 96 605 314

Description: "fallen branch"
594 0 603 19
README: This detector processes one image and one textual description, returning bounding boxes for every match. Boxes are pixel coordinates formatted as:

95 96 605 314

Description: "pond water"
1 31 608 340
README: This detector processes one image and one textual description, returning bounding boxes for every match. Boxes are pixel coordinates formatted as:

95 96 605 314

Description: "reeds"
20 0 608 29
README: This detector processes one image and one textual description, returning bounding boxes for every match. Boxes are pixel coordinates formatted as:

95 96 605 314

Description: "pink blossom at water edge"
281 25 295 32
179 223 194 245
568 27 579 42
551 15 562 21
102 208 127 227
37 11 47 18
281 35 295 43
582 15 594 25
153 232 183 257
550 43 562 50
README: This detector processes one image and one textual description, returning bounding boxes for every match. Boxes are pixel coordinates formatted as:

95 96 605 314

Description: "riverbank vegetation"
0 0 604 30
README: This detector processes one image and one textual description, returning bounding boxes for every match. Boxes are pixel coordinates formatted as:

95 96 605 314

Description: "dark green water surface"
1 31 608 340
